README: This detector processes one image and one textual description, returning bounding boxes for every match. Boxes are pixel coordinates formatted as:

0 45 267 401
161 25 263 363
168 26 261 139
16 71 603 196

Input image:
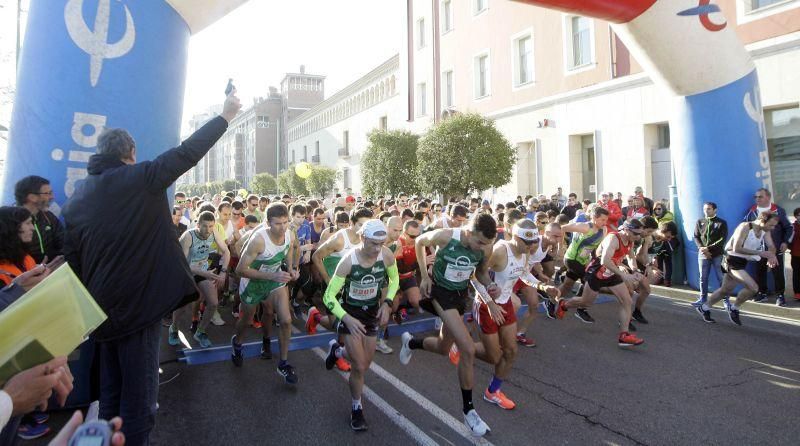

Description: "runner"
426 204 468 230
171 211 230 348
399 213 499 437
233 203 300 384
696 211 779 325
392 219 424 320
322 219 400 431
555 219 646 348
375 216 403 354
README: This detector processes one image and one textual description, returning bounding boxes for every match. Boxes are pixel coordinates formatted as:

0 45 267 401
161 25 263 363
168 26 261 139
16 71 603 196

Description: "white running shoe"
434 317 443 330
399 332 413 365
210 310 225 326
376 338 393 354
464 409 490 437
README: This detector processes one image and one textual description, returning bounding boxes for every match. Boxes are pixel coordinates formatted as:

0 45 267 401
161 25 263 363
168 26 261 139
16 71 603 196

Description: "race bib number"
193 260 209 271
259 262 280 274
348 283 380 302
444 264 474 283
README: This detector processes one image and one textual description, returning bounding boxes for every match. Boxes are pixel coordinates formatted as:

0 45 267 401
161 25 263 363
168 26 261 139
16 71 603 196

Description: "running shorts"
419 283 469 315
336 304 379 337
474 299 517 334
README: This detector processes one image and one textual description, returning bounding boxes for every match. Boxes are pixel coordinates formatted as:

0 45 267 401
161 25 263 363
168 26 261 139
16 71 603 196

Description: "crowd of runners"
164 186 799 436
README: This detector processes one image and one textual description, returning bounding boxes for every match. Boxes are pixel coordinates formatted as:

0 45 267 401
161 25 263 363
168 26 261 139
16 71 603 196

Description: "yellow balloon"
295 162 312 179
238 188 248 197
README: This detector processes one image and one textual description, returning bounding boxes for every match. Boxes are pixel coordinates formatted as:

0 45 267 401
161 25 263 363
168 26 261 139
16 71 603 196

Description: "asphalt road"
32 294 800 445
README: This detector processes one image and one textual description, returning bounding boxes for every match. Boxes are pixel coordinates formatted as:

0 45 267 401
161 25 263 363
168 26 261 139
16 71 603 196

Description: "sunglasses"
521 237 540 245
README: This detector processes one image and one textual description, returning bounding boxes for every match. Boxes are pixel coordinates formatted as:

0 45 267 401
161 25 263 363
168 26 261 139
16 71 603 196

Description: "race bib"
259 262 280 274
444 263 474 283
193 260 209 271
348 283 380 302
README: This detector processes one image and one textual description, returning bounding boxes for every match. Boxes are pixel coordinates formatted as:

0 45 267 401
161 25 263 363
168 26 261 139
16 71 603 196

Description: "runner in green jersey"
234 203 300 384
322 219 400 431
398 213 499 438
558 206 611 299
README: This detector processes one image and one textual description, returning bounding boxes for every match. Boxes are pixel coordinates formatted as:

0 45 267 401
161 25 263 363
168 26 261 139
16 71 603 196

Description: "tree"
250 172 277 195
277 170 308 196
416 113 516 197
222 179 238 192
306 166 339 198
361 129 420 197
207 181 225 195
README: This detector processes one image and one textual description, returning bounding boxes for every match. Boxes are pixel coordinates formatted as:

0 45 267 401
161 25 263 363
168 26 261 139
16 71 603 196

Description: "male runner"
399 213 499 437
426 204 469 230
375 216 403 354
233 203 300 384
323 219 400 430
555 219 646 347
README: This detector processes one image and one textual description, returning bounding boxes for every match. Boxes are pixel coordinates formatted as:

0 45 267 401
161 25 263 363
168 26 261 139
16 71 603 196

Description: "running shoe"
542 299 557 320
753 292 768 303
399 332 413 365
351 408 368 431
618 332 644 347
168 327 180 346
306 307 320 334
210 310 225 326
631 308 649 324
776 296 787 307
574 308 594 324
483 389 516 410
695 305 715 323
728 307 742 326
277 363 298 385
325 339 339 370
335 357 351 372
515 334 536 347
691 297 705 308
260 337 272 360
723 297 731 311
231 335 244 367
449 344 460 365
434 317 443 330
794 292 800 301
376 338 393 354
252 320 263 329
30 411 49 425
463 409 490 437
193 331 212 348
555 300 568 319
17 423 50 440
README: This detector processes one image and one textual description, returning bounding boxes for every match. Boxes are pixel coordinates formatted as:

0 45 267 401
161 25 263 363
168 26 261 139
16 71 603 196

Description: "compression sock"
409 338 424 350
461 388 474 414
488 376 503 393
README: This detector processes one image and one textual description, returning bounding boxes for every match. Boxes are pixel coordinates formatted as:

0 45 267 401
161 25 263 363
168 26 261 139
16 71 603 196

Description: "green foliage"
250 172 277 195
306 166 339 198
277 169 309 196
222 179 239 192
361 130 420 197
416 113 516 197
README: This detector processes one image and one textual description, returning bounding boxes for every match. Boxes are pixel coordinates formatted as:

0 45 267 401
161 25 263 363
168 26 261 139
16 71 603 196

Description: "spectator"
554 187 567 208
626 196 650 220
559 193 581 220
790 207 800 301
598 192 622 228
620 196 634 222
172 205 187 239
653 203 674 225
634 186 655 214
654 221 680 287
693 202 728 305
0 207 38 287
614 192 624 209
61 93 241 444
13 176 64 264
744 188 793 306
525 199 538 220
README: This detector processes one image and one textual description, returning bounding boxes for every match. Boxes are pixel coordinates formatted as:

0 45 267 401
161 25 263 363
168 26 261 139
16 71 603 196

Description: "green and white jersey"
188 229 215 271
322 229 357 277
432 229 484 291
239 227 291 304
343 249 387 309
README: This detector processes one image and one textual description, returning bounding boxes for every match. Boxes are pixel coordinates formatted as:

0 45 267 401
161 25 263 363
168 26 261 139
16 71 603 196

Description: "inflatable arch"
514 0 768 287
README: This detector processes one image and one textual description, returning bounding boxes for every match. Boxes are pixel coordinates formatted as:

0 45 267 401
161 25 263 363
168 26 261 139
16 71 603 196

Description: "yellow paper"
0 264 106 383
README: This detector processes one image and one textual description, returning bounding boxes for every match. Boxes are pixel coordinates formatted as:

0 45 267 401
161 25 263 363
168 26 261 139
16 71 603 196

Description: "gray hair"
97 128 135 160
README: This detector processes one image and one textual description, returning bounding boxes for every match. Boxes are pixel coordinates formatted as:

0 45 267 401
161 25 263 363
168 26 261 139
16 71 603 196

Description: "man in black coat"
62 93 241 445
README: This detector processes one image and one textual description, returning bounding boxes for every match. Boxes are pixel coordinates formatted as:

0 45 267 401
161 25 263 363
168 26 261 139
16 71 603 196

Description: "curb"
651 285 800 322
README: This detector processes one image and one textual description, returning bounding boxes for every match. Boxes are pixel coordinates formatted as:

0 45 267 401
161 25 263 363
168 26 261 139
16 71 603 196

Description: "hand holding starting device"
66 401 124 446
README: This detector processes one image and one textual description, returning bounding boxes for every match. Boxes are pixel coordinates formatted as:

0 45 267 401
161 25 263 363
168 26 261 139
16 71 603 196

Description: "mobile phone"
68 402 113 446
225 78 235 96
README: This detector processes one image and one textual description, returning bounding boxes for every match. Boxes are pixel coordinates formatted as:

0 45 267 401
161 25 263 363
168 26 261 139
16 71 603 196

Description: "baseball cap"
482 199 490 206
359 219 388 241
346 195 356 203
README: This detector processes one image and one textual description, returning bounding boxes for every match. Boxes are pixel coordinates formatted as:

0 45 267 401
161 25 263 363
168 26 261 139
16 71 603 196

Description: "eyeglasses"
754 195 766 199
34 191 54 196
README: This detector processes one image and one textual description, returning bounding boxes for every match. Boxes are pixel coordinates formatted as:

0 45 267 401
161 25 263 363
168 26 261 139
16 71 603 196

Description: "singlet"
432 229 484 291
395 236 418 279
565 223 604 265
526 242 546 269
593 232 633 279
188 229 215 271
343 249 387 309
322 229 358 277
310 222 325 245
239 227 291 290
726 223 764 262
490 241 527 304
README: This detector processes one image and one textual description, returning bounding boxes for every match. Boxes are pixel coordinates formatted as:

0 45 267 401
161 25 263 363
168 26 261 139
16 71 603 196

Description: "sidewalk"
651 285 800 322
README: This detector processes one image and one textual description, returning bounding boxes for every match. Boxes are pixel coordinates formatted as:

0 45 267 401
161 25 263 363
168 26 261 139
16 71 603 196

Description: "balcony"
311 155 320 163
338 147 350 158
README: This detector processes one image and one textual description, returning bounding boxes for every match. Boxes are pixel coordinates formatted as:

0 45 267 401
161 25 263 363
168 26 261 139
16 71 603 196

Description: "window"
657 124 670 149
474 53 490 99
315 141 320 157
474 0 487 15
443 70 454 108
752 0 787 9
303 145 307 162
738 0 799 23
513 34 534 86
342 167 351 190
442 0 453 32
417 82 427 116
417 18 426 48
765 106 800 212
379 116 388 130
343 130 349 151
571 16 592 68
292 150 296 163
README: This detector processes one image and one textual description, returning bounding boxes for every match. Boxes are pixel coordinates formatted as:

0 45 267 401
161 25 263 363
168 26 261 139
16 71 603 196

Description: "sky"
0 0 404 145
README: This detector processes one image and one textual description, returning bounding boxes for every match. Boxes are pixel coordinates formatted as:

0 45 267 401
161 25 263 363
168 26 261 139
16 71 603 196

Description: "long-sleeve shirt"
694 216 728 258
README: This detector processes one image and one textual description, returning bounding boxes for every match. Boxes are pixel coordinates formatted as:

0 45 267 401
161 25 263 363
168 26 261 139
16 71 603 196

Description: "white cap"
358 219 388 241
512 224 540 242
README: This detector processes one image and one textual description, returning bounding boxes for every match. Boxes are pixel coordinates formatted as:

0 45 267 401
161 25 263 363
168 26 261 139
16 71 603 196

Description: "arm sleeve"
385 262 400 302
0 390 12 430
144 116 228 192
323 274 347 321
